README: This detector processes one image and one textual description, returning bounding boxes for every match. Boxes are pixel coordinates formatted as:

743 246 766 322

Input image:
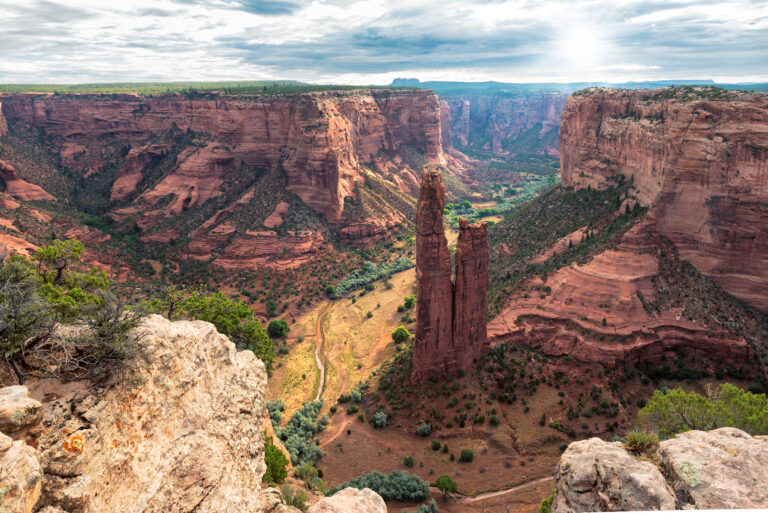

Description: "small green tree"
33 239 84 285
373 411 387 428
459 449 474 463
404 295 416 309
435 475 457 496
267 319 289 338
181 289 275 372
539 489 556 513
392 326 411 344
264 436 289 484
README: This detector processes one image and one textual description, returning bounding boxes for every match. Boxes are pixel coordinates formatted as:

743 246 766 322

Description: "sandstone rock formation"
489 88 767 373
453 218 489 363
413 168 489 381
414 167 454 381
561 88 768 312
0 102 7 136
29 314 270 513
441 93 567 157
0 385 43 447
0 89 453 263
0 432 42 513
0 161 55 202
307 488 386 513
553 428 768 512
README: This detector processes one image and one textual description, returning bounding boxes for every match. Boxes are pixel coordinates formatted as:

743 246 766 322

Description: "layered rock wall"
413 169 489 381
441 93 567 156
0 90 444 223
561 88 768 312
0 102 7 136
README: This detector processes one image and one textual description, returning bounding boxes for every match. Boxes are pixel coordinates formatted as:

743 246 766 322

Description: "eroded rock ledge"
552 427 768 512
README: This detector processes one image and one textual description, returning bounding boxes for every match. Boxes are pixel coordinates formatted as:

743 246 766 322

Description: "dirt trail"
320 418 352 448
314 301 332 401
454 476 555 504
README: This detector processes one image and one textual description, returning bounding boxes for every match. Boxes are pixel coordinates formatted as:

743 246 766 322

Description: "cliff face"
413 169 489 381
0 103 7 136
441 93 567 157
453 218 489 363
561 89 768 312
0 90 448 268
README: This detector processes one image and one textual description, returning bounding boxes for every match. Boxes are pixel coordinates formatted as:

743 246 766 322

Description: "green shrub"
281 484 308 512
402 499 438 513
275 400 325 466
638 384 768 437
392 326 411 344
266 399 285 426
346 405 359 414
373 411 387 428
335 470 428 501
459 449 474 463
435 475 457 496
539 489 556 513
430 440 441 451
267 319 289 338
264 436 289 484
624 431 659 455
416 423 432 437
332 259 413 298
489 414 501 426
403 456 415 468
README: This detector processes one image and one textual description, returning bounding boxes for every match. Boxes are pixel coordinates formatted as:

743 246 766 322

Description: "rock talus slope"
553 427 768 512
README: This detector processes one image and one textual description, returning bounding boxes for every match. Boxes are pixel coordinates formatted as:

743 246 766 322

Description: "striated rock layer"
553 428 768 512
441 93 567 157
561 88 768 312
413 169 489 381
0 161 55 202
0 102 7 136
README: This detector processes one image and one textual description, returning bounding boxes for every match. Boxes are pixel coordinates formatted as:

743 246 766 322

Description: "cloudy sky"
1 0 767 84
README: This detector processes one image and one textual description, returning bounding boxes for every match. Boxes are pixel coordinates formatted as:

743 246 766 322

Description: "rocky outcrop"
0 102 7 136
553 437 675 512
453 218 489 363
0 161 55 201
29 314 270 513
110 144 169 203
413 167 454 381
441 93 567 156
0 386 43 447
0 432 42 513
561 88 768 312
553 428 768 512
413 169 489 381
307 488 386 513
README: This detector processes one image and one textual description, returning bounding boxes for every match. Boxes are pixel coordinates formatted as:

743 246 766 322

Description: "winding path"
314 301 332 401
454 476 555 504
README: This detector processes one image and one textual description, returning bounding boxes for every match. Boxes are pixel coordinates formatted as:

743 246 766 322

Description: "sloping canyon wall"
561 89 768 312
1 90 443 222
489 89 767 371
440 92 568 157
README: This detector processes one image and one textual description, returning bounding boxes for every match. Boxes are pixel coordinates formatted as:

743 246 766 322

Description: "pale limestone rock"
0 431 43 513
262 487 302 513
34 314 269 513
552 437 675 512
307 488 386 513
0 385 43 446
659 427 768 509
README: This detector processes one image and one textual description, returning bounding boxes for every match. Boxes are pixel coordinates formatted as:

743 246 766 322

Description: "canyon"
488 87 768 375
0 89 452 269
413 167 489 381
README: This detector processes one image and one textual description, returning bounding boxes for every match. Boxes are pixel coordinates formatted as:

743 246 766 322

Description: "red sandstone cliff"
413 169 489 381
0 103 6 137
0 160 55 201
441 93 567 157
561 88 768 312
488 88 767 373
0 90 452 268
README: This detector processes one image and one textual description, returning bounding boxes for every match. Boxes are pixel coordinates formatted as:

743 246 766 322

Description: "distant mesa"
413 166 488 382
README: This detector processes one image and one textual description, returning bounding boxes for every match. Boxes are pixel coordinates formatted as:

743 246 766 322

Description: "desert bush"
430 440 441 451
435 475 457 496
392 326 411 344
623 431 659 455
295 463 326 492
416 423 431 437
267 319 289 338
539 489 556 513
281 484 308 512
264 436 288 484
638 384 768 437
335 470 429 501
403 499 439 513
266 399 285 426
373 411 387 428
403 456 415 467
332 258 413 298
276 400 325 465
459 449 474 463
